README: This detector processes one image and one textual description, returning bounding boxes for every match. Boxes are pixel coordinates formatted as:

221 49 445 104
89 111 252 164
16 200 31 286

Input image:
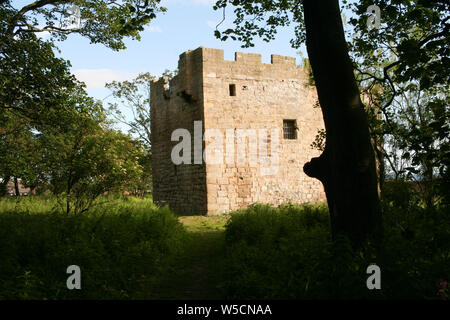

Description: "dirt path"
152 216 228 299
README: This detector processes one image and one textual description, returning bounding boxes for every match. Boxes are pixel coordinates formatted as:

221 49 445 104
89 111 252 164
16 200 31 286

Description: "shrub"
0 196 186 299
222 201 450 299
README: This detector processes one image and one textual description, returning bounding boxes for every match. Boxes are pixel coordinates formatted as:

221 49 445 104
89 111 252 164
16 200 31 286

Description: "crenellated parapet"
151 47 306 104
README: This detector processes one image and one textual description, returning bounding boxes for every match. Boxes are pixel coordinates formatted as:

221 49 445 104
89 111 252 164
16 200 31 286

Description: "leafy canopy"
3 0 167 50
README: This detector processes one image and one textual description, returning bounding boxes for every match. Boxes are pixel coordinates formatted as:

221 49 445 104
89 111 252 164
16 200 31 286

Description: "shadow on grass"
150 216 229 300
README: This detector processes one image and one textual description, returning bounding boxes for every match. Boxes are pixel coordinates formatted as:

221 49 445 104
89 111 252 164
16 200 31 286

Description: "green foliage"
1 0 167 126
346 1 449 205
0 81 108 192
213 0 305 48
0 113 37 190
106 72 164 194
381 180 418 210
1 1 164 204
222 201 450 299
0 196 187 299
311 128 326 152
0 195 60 215
106 72 155 148
214 1 449 201
1 195 448 300
348 0 449 91
3 0 167 51
380 202 450 299
1 6 113 197
392 89 449 206
44 125 144 214
0 22 79 126
0 69 145 213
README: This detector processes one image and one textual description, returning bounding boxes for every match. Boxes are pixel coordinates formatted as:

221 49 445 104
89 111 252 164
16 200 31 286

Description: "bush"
222 201 450 299
0 196 186 299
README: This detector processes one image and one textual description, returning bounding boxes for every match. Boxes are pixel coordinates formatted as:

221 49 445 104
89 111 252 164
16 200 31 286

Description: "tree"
0 68 144 210
0 111 36 195
0 29 101 195
213 0 383 247
106 72 155 194
348 0 448 96
346 0 449 207
51 128 143 214
213 0 449 246
37 92 143 213
0 20 79 127
1 0 166 125
106 72 154 148
1 1 159 203
379 83 449 207
1 1 163 203
2 0 166 51
105 70 177 194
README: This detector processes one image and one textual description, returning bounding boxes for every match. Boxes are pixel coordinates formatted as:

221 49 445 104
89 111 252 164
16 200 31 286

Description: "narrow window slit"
229 84 236 96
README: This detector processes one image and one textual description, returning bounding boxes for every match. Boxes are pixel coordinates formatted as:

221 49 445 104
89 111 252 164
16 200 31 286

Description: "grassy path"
152 216 229 300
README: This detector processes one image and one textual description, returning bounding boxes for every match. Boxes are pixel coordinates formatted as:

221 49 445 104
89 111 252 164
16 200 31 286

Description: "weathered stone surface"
151 47 326 215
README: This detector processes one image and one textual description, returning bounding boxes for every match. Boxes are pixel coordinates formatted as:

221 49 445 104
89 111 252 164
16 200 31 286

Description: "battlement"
184 46 297 67
151 47 303 100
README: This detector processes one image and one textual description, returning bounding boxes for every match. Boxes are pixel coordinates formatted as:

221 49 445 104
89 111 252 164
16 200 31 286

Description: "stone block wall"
150 47 206 215
201 48 326 214
151 47 326 215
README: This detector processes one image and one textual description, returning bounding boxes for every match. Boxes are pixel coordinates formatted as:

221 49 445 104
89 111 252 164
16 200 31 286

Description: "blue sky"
49 0 306 101
11 0 360 133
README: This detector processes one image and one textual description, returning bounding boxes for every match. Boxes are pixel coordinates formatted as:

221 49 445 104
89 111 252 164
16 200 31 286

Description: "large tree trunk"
302 0 382 247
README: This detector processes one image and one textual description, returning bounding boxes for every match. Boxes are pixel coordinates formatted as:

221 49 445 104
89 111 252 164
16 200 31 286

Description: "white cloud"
73 69 138 90
36 31 51 40
146 25 163 33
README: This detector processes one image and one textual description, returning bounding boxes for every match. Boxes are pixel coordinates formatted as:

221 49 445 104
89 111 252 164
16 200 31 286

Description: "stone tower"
150 47 326 215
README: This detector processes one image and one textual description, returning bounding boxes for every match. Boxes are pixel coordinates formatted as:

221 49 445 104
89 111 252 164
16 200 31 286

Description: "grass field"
0 195 230 300
0 194 448 300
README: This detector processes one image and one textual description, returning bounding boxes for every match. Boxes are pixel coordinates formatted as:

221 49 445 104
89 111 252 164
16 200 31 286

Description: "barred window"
283 120 297 140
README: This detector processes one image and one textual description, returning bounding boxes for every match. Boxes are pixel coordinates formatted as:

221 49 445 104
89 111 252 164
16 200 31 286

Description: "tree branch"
7 0 71 36
15 23 81 35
